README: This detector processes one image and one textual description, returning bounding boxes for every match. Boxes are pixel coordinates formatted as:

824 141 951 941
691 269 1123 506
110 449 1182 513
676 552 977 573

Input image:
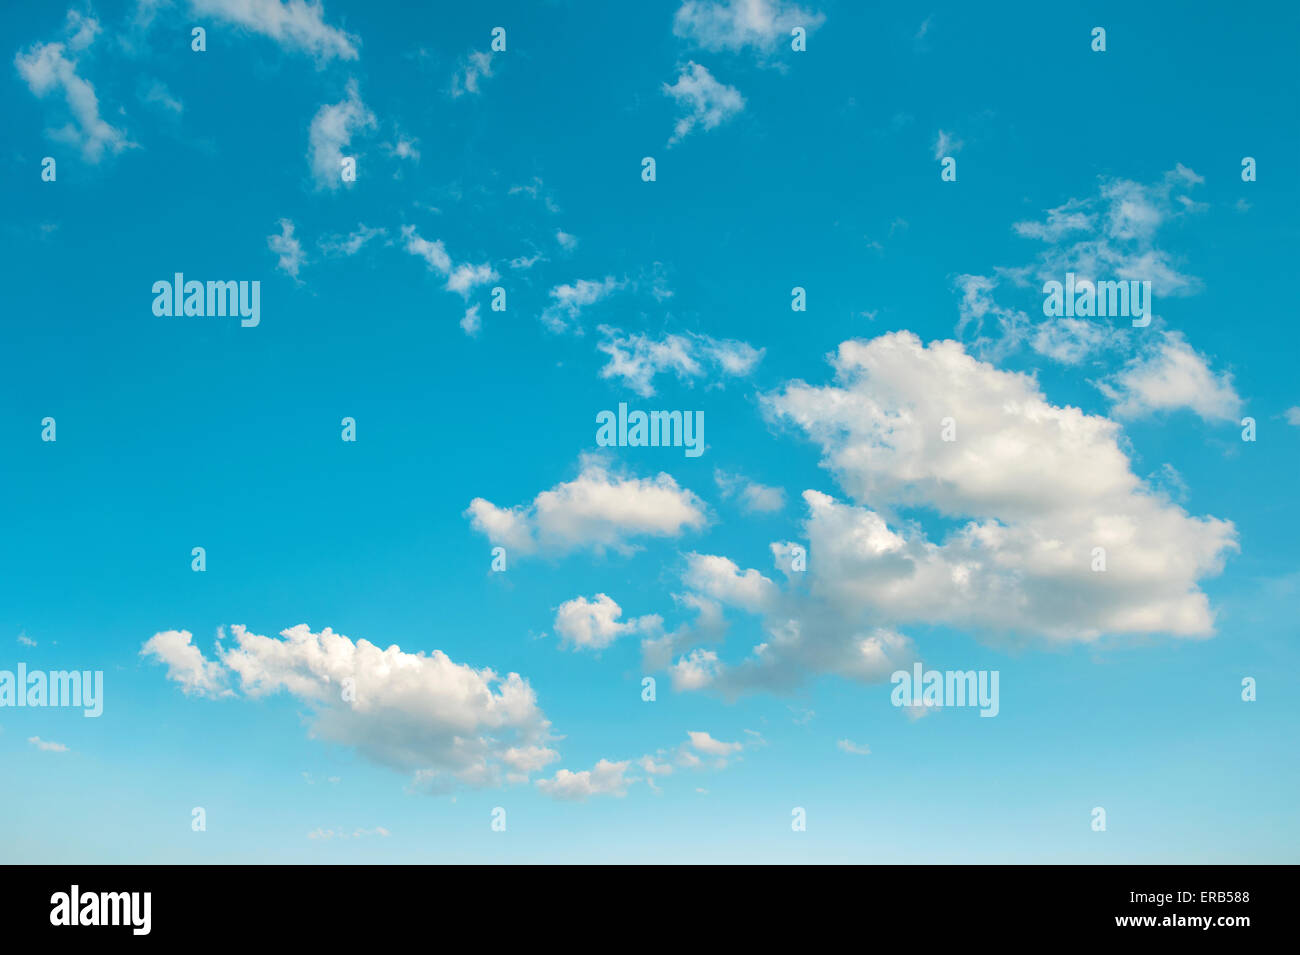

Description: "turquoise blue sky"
2 0 1297 863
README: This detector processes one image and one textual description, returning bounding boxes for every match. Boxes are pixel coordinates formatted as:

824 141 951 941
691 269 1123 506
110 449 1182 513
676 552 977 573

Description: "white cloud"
761 331 1237 640
541 276 623 333
642 332 1236 695
663 62 745 146
140 629 230 697
268 218 306 278
451 50 493 97
401 226 451 273
673 0 825 55
961 167 1211 363
1285 407 1300 427
319 223 385 256
837 739 871 755
28 736 69 753
705 336 764 375
1030 316 1121 365
501 744 560 774
1012 167 1207 299
445 262 499 298
400 226 497 298
308 80 375 190
141 79 183 114
555 230 578 251
17 633 36 647
686 730 742 759
683 552 780 614
537 728 750 800
14 14 130 163
536 758 633 801
385 136 419 161
553 594 661 651
1101 332 1242 423
190 0 359 62
509 177 559 213
509 252 545 270
64 10 100 50
596 327 763 396
466 457 708 558
714 469 786 513
670 648 719 690
641 593 726 673
460 303 481 337
639 754 675 776
144 623 557 790
933 129 962 160
1011 199 1093 243
952 273 1031 361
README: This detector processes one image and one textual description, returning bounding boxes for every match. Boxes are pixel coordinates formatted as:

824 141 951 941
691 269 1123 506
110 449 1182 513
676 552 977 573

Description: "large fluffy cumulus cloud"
652 331 1237 695
761 331 1237 639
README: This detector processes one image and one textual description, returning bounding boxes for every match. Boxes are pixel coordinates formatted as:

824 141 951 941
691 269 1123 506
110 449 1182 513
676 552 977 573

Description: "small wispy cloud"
451 50 494 97
268 219 306 279
307 80 375 190
29 736 69 753
664 62 745 146
933 128 963 160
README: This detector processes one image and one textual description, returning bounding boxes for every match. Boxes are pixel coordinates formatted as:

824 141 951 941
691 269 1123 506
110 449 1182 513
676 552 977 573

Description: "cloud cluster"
673 0 825 55
662 548 918 694
143 624 557 791
958 166 1210 366
14 12 130 162
760 332 1237 639
535 730 751 800
641 331 1236 696
1012 164 1207 298
596 327 764 396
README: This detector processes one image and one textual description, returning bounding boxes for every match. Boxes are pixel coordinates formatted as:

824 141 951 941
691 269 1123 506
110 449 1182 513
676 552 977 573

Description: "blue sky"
2 0 1298 863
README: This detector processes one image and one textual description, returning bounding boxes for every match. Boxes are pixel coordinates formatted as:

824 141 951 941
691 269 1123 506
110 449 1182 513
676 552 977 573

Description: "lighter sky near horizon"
2 0 1298 863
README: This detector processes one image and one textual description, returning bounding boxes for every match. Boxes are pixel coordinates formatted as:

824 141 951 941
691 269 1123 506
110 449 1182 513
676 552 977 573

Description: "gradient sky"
2 0 1298 863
